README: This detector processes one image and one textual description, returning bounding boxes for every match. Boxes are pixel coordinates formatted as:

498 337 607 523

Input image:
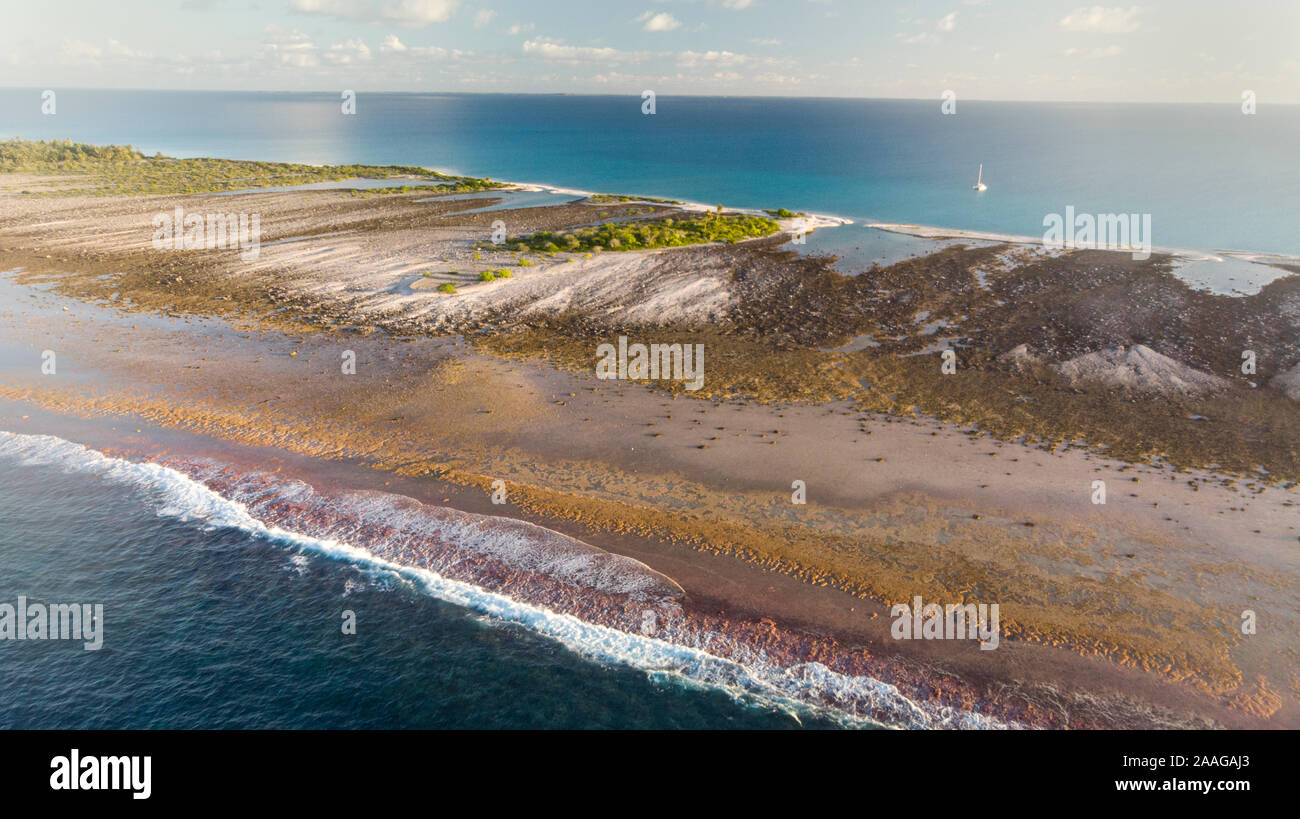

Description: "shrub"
587 193 681 205
437 283 456 294
509 212 779 254
766 208 802 218
478 271 496 282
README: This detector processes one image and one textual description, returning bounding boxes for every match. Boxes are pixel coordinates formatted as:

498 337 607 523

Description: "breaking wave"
0 430 1015 729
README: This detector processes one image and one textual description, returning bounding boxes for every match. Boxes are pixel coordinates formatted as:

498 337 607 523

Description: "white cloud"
723 0 754 9
263 25 315 49
290 0 460 26
636 11 682 32
61 40 103 59
506 22 534 35
473 9 496 28
289 0 372 17
260 26 320 67
590 71 636 84
377 33 462 58
322 38 372 64
938 12 957 31
107 40 152 59
523 38 639 62
272 50 319 67
379 0 460 26
1058 6 1142 33
677 50 749 68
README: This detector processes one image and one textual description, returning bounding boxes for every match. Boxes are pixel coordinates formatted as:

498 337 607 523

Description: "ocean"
1 90 1297 256
0 431 844 729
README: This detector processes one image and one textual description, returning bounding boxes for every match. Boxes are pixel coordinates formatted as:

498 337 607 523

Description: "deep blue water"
2 89 1297 255
0 443 831 729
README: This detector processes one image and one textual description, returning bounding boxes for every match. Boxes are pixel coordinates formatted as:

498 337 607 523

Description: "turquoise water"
0 435 836 729
2 90 1296 255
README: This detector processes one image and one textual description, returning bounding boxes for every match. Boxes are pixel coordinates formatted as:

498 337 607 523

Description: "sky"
2 0 1298 103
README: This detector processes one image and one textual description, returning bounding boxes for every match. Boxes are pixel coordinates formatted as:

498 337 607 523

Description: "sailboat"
972 164 988 192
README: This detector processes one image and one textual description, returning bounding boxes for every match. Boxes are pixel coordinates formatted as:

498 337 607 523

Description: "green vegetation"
587 193 682 205
506 212 780 254
494 268 512 278
518 259 534 267
0 140 144 165
478 270 497 282
436 283 457 294
345 185 443 198
0 137 502 197
347 178 502 197
765 208 806 218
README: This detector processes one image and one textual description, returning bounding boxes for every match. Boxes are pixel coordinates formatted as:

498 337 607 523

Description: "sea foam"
0 430 1016 729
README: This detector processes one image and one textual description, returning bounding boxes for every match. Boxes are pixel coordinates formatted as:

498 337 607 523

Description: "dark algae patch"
475 242 1300 482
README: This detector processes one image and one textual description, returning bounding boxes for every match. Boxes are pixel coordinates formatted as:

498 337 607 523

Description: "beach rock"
1052 344 1228 396
998 343 1042 371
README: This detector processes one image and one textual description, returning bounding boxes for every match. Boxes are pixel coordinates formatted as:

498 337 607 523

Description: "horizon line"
3 86 1297 107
